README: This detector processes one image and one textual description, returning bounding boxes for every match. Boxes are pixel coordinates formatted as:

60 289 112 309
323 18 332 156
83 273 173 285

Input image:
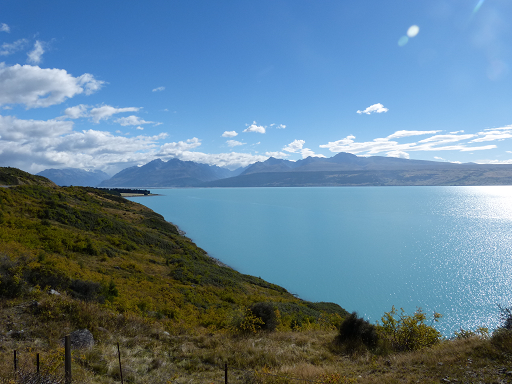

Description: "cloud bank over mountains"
1 11 512 175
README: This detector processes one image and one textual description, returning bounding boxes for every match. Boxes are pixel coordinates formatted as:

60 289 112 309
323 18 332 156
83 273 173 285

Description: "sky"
1 0 512 175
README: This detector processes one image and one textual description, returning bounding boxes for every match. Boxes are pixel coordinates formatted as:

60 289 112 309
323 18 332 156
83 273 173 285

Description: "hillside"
1 167 512 384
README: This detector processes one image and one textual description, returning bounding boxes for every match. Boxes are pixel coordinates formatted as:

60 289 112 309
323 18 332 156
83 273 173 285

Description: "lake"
128 186 512 335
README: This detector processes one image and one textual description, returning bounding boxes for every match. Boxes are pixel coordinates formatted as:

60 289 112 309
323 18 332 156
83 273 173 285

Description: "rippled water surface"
129 186 512 335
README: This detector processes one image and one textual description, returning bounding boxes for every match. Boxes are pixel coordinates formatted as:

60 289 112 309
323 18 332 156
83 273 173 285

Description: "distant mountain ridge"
53 154 512 188
37 168 111 187
206 153 512 187
99 158 244 187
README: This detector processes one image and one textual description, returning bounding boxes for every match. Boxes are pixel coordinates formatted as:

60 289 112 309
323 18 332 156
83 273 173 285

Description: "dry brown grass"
3 327 512 384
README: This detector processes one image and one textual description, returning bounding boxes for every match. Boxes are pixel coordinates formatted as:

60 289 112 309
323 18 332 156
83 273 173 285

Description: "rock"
62 329 95 349
49 289 60 295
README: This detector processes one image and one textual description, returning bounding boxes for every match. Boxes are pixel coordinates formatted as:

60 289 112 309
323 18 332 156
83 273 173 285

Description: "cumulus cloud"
27 40 44 64
300 148 326 158
114 115 156 126
0 64 104 108
226 140 245 147
63 104 89 119
0 39 28 56
158 138 202 156
0 23 9 33
282 139 324 158
0 115 73 141
89 105 140 123
283 139 305 153
152 86 165 92
387 150 410 159
222 131 238 138
264 151 289 159
243 121 266 134
356 103 389 115
166 151 268 170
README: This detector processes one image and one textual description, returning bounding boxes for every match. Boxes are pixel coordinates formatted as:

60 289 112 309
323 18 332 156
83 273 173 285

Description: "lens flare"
473 0 485 14
407 25 420 38
398 36 409 47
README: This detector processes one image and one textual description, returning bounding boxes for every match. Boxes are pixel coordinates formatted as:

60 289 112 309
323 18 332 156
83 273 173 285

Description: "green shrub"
334 312 378 354
378 306 442 352
250 302 279 331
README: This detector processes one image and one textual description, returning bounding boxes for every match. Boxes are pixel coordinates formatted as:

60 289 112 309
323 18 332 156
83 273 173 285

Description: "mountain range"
38 153 512 188
37 168 111 187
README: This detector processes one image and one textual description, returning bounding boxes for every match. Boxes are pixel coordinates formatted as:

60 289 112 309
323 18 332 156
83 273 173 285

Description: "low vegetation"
1 167 512 383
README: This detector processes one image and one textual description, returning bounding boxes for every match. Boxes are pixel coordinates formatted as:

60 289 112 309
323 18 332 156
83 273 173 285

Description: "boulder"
62 329 94 349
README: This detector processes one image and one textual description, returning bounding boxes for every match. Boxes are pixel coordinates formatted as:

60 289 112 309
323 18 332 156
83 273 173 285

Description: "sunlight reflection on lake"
129 186 512 336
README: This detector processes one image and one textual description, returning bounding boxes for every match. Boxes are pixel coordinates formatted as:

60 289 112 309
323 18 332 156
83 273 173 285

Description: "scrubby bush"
250 302 279 331
334 312 378 354
378 306 442 352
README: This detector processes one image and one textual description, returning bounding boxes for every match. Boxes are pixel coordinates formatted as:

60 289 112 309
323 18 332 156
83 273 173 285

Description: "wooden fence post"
65 335 72 384
225 363 228 384
36 353 40 373
13 350 17 375
117 342 124 384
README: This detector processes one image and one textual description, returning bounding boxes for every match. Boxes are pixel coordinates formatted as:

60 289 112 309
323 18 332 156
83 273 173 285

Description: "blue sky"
1 0 511 175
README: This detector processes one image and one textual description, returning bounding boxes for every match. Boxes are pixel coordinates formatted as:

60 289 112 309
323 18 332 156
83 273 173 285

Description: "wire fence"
8 342 349 384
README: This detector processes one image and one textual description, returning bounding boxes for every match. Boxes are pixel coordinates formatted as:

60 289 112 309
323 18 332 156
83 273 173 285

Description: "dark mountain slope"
99 158 237 187
37 168 111 187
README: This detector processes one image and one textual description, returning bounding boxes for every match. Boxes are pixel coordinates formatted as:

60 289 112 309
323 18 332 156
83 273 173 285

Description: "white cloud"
356 103 388 115
387 150 409 159
226 140 245 147
0 39 28 56
222 131 238 138
63 104 89 119
450 130 464 134
282 139 324 158
471 126 512 143
152 86 165 92
319 129 499 156
0 115 73 141
283 139 305 153
115 115 156 126
300 148 326 158
89 105 140 123
136 126 144 130
243 121 266 134
264 151 289 159
277 124 286 129
387 130 440 139
158 138 202 156
434 156 445 160
0 23 9 33
418 134 476 144
27 40 44 64
0 63 104 108
78 73 104 95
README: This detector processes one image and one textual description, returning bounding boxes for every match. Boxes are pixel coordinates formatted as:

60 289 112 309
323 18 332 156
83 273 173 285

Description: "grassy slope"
1 167 511 384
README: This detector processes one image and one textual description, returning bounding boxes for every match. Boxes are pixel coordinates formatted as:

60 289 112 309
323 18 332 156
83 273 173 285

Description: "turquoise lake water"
128 186 512 335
